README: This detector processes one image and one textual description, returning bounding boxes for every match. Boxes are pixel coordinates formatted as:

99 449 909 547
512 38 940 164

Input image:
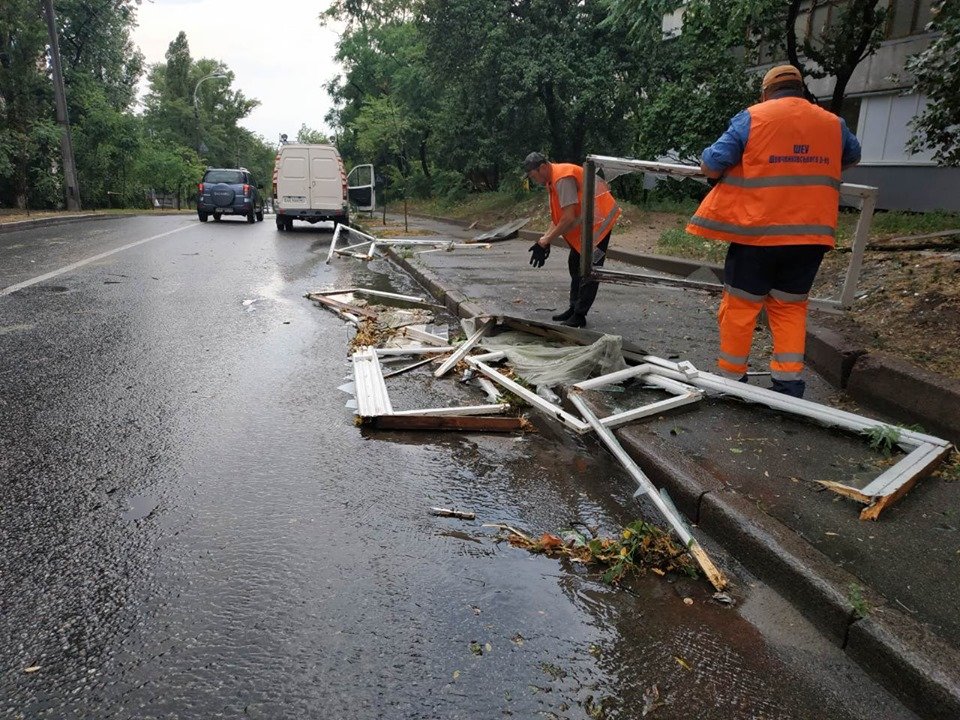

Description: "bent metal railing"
578 156 879 311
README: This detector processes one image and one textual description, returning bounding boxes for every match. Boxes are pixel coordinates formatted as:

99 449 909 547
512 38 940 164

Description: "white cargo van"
273 144 349 231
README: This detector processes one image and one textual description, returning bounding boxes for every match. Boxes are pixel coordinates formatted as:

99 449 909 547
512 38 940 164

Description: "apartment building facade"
663 0 957 211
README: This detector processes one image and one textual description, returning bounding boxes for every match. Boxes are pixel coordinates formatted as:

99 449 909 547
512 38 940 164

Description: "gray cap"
522 151 547 172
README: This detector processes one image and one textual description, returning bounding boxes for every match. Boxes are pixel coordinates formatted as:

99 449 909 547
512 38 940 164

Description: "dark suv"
197 167 265 223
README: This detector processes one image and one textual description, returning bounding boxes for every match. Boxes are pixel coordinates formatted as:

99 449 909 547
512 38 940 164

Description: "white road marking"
0 224 196 297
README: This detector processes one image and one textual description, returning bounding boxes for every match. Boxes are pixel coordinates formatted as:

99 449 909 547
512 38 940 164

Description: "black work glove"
528 242 550 268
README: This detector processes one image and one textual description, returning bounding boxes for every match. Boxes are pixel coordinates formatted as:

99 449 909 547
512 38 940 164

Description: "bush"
657 227 726 262
430 169 469 205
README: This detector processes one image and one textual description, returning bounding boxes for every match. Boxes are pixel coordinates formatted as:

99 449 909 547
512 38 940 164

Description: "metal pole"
42 0 81 211
839 188 877 308
579 159 595 281
193 74 226 154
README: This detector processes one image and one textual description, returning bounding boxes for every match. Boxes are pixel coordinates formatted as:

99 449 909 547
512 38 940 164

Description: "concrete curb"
617 424 960 719
0 213 123 234
846 352 960 444
382 243 960 719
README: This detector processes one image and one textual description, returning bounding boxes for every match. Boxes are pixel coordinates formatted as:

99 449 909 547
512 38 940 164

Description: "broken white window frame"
574 364 705 429
326 223 491 263
577 156 879 310
350 345 517 425
605 355 953 520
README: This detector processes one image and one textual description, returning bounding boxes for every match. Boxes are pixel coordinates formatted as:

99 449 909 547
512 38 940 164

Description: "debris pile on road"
323 223 493 264
308 283 954 590
485 520 696 585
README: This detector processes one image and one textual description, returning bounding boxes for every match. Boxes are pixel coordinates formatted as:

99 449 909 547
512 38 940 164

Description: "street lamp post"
193 73 227 154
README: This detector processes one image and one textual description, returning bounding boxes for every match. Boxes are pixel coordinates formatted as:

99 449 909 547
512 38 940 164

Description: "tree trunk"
419 134 430 178
785 0 818 104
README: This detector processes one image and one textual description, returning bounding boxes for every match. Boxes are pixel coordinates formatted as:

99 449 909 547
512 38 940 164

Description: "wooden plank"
366 414 527 432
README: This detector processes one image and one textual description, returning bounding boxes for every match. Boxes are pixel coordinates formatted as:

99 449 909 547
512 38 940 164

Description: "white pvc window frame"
578 156 879 310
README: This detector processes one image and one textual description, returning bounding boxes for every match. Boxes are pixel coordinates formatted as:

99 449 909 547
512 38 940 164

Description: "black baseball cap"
522 152 547 172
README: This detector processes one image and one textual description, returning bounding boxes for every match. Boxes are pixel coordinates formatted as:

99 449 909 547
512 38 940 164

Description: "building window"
886 0 937 39
856 93 936 164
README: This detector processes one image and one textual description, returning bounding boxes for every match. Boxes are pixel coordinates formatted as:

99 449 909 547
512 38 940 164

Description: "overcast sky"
132 0 343 144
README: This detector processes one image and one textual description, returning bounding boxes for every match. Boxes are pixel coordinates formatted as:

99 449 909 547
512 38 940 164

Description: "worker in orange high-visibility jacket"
687 65 861 398
523 152 621 328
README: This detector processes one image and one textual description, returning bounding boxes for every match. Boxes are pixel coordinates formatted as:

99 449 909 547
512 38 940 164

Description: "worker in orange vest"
687 65 861 398
523 152 621 328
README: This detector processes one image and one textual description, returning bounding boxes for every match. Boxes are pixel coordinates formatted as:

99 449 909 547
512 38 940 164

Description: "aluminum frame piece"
352 346 394 417
579 155 879 310
618 356 953 520
326 223 491 263
568 390 728 591
465 356 592 434
575 364 704 429
350 346 522 428
435 317 496 378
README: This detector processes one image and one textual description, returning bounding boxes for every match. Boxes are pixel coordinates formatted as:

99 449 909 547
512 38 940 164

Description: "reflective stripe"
771 370 803 381
773 352 805 363
720 175 841 190
724 284 766 303
592 202 620 244
769 288 808 303
690 216 836 238
717 365 746 379
719 350 749 365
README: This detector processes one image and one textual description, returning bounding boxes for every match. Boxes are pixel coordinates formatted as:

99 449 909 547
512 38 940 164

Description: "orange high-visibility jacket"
548 163 621 253
687 97 843 247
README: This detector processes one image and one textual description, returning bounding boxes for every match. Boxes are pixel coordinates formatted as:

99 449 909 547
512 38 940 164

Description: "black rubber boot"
771 378 805 398
552 307 575 322
561 313 586 328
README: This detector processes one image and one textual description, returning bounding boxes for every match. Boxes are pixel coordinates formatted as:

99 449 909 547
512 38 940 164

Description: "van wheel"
198 212 208 222
284 218 294 231
276 215 285 230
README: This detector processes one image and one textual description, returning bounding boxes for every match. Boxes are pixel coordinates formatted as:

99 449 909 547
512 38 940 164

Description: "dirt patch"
813 249 960 378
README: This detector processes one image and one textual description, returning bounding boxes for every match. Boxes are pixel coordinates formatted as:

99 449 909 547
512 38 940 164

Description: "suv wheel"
256 210 264 222
247 209 256 224
198 211 209 223
213 212 222 222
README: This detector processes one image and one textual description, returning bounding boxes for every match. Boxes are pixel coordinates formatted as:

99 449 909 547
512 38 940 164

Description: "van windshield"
204 170 245 184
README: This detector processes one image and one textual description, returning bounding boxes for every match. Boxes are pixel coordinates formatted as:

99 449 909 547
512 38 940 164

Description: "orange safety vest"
547 163 621 253
686 97 843 248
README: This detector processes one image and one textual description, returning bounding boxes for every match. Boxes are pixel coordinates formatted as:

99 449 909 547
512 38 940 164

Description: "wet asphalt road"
0 215 916 719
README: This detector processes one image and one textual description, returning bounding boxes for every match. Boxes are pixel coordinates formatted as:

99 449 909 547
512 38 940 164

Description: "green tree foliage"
787 0 887 112
297 124 330 144
1 9 275 210
141 35 274 191
908 0 960 165
325 0 638 193
0 0 56 208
